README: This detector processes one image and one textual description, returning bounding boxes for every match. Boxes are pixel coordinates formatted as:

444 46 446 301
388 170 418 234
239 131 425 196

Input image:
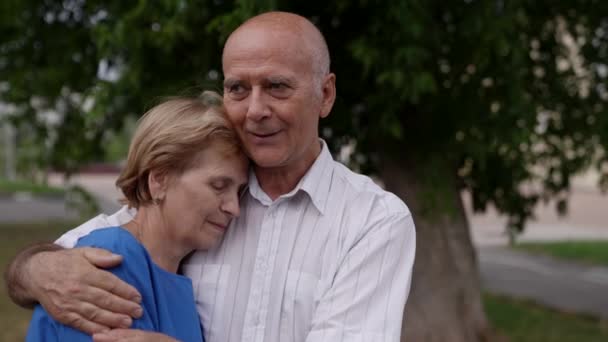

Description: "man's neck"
254 141 323 200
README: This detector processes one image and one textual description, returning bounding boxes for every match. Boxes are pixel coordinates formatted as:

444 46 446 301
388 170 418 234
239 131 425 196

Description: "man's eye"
269 82 287 90
224 83 248 100
228 84 244 93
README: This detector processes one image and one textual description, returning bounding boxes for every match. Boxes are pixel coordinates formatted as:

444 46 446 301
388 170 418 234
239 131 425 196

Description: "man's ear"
319 73 336 119
148 169 168 202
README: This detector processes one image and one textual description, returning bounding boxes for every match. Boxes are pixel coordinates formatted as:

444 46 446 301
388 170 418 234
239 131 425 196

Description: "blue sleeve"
27 305 91 342
26 228 158 341
74 228 158 330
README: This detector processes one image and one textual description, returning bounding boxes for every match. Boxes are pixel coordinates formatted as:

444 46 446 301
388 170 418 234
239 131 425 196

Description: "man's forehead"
222 35 311 77
223 73 297 86
224 26 302 56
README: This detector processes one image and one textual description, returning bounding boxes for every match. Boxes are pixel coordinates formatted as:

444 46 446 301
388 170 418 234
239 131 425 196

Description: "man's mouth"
248 130 281 141
208 221 228 231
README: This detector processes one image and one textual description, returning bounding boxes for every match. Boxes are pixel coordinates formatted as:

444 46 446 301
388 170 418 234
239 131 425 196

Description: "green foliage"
515 240 608 266
0 179 64 196
2 0 608 230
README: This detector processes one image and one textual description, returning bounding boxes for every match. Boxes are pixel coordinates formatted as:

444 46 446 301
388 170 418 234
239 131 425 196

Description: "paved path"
479 247 608 319
0 173 121 223
469 172 608 319
50 174 122 214
0 196 79 223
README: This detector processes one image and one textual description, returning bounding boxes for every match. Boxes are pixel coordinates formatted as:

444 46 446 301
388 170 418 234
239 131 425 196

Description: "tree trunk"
377 152 498 342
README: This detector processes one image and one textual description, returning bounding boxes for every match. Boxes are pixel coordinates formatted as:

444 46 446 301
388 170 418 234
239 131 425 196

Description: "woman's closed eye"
211 180 229 191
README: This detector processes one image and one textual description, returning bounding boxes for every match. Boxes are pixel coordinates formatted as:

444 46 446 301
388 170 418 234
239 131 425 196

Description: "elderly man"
6 11 415 342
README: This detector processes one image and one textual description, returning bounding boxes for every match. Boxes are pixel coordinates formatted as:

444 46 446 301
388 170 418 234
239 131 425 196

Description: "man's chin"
249 152 287 169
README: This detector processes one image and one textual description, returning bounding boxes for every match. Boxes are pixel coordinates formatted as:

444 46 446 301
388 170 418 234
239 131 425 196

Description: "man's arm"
5 242 62 308
4 242 144 334
305 211 416 342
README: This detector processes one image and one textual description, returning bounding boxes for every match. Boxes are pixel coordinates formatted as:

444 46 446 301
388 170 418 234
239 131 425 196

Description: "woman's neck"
123 207 190 273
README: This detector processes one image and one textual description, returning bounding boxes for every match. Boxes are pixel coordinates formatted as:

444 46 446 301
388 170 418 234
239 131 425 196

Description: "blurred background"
1 1 608 341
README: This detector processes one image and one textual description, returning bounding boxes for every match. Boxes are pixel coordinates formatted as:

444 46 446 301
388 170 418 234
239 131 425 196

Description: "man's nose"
246 87 271 121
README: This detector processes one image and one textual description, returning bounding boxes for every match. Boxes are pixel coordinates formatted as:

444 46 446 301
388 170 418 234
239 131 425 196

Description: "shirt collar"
247 139 334 214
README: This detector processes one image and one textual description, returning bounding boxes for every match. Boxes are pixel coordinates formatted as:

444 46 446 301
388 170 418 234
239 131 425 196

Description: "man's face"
222 27 329 170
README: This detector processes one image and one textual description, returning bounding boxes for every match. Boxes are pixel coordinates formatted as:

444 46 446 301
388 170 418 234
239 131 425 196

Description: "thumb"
92 329 123 342
93 329 139 342
81 247 123 268
92 330 119 342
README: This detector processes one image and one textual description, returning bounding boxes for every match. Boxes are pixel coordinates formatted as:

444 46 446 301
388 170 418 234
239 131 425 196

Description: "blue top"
26 227 204 342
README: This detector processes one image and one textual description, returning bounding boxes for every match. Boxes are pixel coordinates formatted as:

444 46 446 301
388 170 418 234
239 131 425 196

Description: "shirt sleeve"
55 206 136 248
305 211 416 342
26 305 90 342
73 230 158 331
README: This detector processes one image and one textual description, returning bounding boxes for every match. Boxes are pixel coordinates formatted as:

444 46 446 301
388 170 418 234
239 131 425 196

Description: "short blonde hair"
116 91 242 208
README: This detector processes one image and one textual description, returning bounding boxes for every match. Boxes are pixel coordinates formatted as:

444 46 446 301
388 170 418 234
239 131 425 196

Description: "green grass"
514 241 608 266
1 222 608 341
0 221 77 341
485 293 608 342
0 179 65 196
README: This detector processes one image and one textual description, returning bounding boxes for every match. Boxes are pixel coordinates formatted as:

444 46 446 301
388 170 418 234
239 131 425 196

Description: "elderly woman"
26 91 248 341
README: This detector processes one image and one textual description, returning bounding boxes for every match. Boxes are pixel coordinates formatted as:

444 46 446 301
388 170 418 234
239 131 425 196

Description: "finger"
80 247 124 268
78 300 135 329
83 267 142 304
93 329 140 342
78 286 143 319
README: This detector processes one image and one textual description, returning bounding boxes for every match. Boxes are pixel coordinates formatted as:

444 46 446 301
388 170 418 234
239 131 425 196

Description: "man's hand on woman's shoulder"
5 243 144 334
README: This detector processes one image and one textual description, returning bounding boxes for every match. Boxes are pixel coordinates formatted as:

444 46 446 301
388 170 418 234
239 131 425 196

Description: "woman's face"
161 144 248 251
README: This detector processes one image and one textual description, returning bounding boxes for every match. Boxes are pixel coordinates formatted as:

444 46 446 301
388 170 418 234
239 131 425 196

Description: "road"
479 246 608 319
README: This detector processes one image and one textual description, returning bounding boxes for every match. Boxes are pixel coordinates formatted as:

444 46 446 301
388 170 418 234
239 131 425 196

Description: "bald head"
223 11 330 77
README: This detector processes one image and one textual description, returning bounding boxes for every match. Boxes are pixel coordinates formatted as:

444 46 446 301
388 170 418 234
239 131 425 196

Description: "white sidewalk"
466 172 608 246
49 173 123 214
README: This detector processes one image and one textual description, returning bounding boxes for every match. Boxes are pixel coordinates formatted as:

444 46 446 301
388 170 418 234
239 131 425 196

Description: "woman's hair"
116 91 242 208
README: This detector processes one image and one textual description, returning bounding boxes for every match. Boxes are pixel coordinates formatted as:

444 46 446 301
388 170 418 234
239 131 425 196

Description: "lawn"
514 241 608 266
1 222 607 341
485 294 608 342
0 179 65 196
0 221 75 341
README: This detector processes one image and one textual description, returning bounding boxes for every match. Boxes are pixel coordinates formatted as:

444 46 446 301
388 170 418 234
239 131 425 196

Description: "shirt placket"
242 202 284 342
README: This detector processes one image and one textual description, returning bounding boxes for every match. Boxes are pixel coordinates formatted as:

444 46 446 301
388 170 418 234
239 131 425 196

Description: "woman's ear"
148 169 168 203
